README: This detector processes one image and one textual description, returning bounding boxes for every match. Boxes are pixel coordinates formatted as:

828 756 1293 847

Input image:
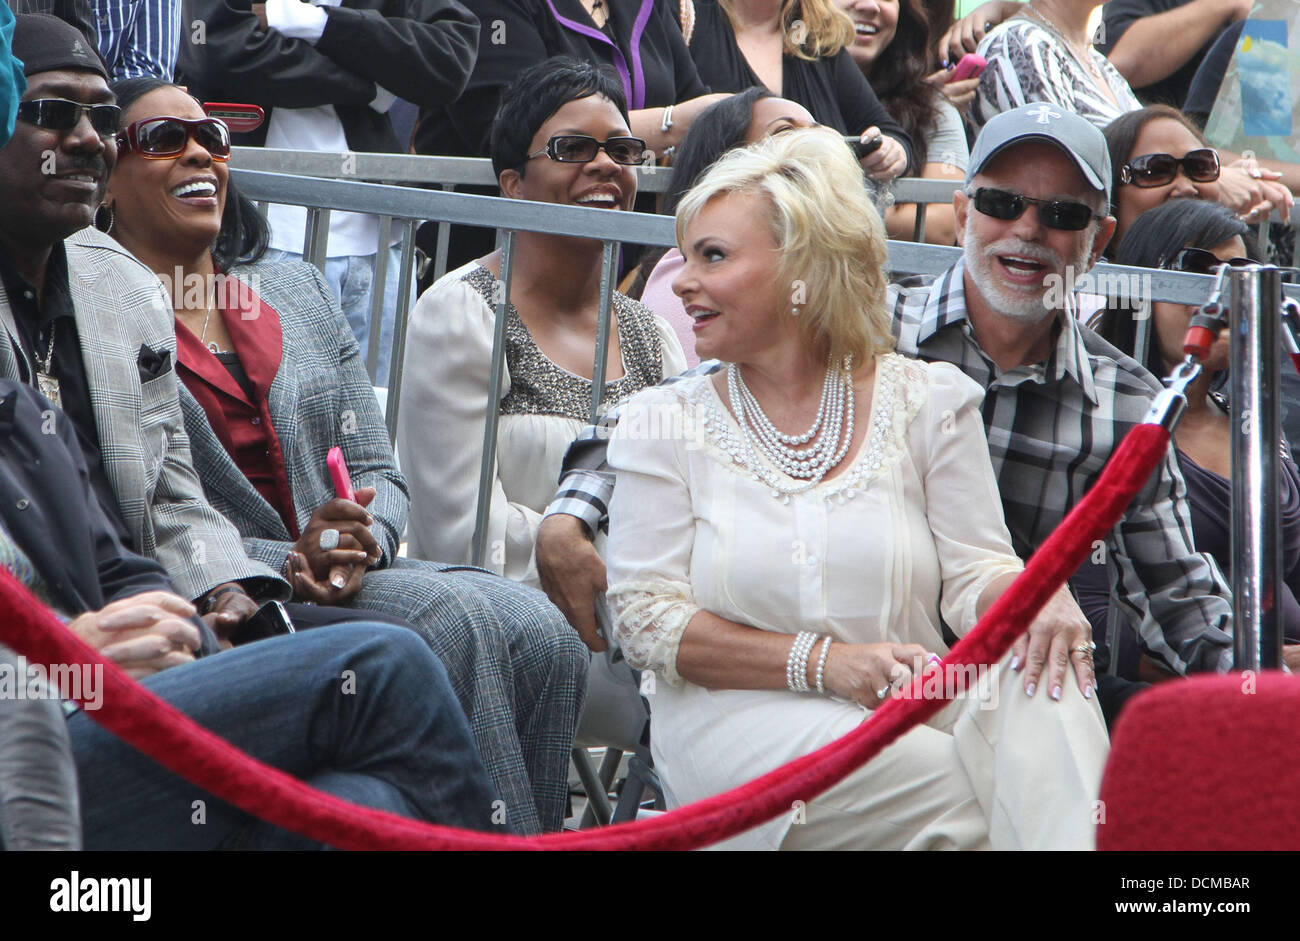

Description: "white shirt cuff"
265 0 329 42
369 86 397 114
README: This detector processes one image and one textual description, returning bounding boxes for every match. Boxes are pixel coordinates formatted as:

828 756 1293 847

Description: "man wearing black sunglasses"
890 104 1235 719
0 14 287 635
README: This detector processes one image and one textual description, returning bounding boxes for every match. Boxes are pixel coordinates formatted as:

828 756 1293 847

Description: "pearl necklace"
727 357 855 495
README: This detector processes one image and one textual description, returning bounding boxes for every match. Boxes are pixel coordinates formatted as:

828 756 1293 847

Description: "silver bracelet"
660 103 675 133
786 631 818 693
814 635 833 695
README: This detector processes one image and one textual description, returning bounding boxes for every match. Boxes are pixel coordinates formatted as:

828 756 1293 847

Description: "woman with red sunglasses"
1083 197 1300 683
100 77 590 836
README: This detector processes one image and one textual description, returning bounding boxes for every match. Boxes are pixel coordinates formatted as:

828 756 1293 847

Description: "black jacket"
415 0 708 158
0 381 178 617
177 0 480 154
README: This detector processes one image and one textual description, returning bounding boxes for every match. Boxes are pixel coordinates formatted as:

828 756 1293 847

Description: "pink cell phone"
949 53 986 82
327 446 355 502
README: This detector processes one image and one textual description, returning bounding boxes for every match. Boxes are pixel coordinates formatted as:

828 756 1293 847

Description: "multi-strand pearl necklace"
727 356 855 495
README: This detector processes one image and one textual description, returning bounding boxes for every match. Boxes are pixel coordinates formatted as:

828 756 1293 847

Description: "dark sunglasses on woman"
969 187 1102 232
527 134 649 166
1164 246 1254 274
117 116 232 161
17 98 122 136
1120 149 1220 188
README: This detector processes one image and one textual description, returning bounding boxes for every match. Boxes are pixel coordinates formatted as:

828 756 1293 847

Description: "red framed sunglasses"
116 116 233 161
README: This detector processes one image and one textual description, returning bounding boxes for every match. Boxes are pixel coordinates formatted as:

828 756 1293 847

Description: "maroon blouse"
174 275 300 538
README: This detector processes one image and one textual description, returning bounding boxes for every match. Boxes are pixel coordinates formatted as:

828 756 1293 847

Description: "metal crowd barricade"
232 167 1300 646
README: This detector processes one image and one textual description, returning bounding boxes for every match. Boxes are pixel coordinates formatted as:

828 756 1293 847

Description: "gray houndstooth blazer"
0 227 284 603
176 258 408 569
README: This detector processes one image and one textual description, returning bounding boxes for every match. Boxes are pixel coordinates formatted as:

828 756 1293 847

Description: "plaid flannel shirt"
546 259 1235 674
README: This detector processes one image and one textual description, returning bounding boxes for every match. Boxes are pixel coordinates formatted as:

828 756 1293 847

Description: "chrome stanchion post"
1229 265 1284 671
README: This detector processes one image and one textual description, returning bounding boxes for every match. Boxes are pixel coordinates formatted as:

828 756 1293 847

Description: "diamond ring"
318 528 341 551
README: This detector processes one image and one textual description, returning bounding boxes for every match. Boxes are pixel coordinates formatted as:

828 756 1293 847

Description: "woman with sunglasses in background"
102 77 590 836
1103 105 1293 253
398 57 687 587
1080 198 1300 678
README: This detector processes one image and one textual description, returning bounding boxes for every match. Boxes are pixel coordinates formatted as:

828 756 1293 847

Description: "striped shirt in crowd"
546 259 1235 677
968 16 1142 134
91 0 179 80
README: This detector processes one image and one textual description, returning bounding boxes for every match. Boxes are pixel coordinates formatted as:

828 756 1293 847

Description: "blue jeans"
265 246 410 387
68 623 501 849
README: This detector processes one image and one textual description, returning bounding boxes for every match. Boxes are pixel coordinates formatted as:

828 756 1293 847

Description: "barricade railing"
230 168 1300 585
234 146 1300 263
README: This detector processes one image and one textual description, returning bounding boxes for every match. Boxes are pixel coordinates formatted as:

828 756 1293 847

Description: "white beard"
964 215 1094 323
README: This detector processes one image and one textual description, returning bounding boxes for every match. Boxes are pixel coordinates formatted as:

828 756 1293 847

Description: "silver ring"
318 528 340 551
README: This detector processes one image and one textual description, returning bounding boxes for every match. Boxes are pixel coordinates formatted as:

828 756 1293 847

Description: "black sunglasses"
969 187 1101 232
1120 149 1220 188
17 98 122 137
1166 246 1254 275
527 134 649 166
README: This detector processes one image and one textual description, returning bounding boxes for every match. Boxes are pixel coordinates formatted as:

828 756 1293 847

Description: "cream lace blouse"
606 353 1025 684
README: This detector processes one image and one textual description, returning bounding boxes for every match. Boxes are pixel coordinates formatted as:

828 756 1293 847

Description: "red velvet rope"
0 423 1172 850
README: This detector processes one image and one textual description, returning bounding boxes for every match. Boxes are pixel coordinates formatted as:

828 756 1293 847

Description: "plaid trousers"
350 560 588 834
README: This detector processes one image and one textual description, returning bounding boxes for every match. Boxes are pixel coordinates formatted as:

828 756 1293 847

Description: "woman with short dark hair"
399 57 687 587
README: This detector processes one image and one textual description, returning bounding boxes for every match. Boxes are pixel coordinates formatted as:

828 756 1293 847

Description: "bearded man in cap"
888 104 1235 712
0 13 286 630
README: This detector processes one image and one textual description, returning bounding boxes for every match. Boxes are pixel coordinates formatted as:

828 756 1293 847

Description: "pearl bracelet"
814 635 833 695
786 631 818 693
661 104 675 133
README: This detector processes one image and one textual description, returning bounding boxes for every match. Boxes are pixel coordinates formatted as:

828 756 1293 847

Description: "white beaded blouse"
605 353 1026 687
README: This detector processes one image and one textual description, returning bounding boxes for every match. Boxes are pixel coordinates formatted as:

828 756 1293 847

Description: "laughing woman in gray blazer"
101 77 587 835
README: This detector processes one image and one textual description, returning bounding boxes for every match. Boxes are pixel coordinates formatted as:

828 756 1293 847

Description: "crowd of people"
0 0 1296 851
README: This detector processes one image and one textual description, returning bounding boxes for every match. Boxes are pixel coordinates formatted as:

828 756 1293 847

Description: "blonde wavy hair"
717 0 855 60
674 126 895 367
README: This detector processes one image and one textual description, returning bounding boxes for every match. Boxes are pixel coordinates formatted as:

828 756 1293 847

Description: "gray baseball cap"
966 105 1112 201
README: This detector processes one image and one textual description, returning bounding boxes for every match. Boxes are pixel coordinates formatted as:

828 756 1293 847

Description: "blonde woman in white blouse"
605 127 1108 850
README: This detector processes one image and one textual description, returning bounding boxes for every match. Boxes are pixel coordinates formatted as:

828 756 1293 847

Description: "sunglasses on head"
1165 246 1254 275
117 116 232 161
1120 149 1220 188
17 98 122 137
969 187 1101 231
527 134 649 166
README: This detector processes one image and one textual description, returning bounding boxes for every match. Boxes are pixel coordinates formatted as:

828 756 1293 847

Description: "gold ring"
1072 642 1096 658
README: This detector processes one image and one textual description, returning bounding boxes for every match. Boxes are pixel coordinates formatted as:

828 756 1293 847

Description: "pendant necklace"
35 323 61 409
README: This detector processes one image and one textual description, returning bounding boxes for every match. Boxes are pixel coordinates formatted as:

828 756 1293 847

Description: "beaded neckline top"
463 265 666 421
